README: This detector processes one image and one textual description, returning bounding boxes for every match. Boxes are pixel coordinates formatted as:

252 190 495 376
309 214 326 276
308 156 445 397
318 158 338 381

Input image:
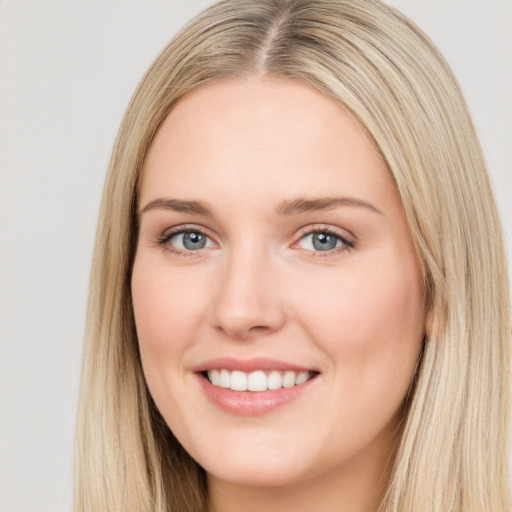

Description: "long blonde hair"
75 1 511 510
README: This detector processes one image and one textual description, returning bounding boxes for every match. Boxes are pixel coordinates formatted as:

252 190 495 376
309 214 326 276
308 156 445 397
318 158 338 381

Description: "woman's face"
132 77 425 490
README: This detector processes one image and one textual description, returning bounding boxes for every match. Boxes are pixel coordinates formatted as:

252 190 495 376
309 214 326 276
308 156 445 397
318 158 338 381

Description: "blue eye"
163 230 215 252
297 230 353 253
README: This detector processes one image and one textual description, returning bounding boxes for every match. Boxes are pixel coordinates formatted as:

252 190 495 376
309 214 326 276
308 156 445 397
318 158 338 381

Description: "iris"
312 232 338 251
182 232 206 250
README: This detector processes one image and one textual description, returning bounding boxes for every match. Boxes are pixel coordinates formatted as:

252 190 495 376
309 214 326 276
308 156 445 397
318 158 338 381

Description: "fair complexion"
132 77 425 512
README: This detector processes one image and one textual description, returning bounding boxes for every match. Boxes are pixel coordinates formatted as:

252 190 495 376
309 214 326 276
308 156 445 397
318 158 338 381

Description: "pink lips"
193 357 318 416
192 357 314 374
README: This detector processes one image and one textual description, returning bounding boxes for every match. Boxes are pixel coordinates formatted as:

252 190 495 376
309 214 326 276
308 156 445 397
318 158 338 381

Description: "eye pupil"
312 233 337 251
183 232 206 250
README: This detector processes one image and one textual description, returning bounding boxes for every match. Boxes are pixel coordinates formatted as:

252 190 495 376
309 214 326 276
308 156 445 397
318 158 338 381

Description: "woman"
75 1 511 511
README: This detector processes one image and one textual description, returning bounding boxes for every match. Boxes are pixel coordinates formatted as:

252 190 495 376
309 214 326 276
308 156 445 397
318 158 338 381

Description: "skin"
132 76 425 512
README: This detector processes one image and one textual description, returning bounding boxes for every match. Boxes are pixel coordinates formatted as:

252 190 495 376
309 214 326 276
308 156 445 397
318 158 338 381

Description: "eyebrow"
139 195 382 217
275 196 383 216
140 198 213 217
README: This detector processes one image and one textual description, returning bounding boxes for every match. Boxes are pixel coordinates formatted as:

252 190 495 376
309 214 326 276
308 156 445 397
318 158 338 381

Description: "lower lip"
196 373 318 416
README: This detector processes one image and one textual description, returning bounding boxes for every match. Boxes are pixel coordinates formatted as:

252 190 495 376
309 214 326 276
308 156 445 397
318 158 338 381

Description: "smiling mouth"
203 369 318 392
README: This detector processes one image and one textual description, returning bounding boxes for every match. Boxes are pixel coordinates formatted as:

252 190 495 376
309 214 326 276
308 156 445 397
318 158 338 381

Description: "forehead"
140 77 392 210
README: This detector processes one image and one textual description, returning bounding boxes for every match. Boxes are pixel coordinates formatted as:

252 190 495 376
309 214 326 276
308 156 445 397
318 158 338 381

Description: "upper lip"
191 357 317 373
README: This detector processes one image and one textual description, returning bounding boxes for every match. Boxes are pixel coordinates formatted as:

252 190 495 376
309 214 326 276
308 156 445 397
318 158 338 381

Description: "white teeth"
282 371 296 388
206 369 313 391
209 369 220 386
230 370 248 391
295 371 309 385
267 370 282 390
247 370 267 391
219 369 230 388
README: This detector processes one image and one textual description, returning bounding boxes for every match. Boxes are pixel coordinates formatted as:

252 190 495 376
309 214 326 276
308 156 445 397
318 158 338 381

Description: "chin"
191 437 326 489
203 459 309 488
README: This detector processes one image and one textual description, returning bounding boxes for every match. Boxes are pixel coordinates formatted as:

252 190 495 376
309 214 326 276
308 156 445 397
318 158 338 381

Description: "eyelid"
153 223 355 257
291 225 356 255
154 224 219 254
294 223 354 240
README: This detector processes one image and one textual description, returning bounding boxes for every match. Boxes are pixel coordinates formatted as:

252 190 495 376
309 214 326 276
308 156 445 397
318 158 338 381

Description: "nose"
207 248 286 340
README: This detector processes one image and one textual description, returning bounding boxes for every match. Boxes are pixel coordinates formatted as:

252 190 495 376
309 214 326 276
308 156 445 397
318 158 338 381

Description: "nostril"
249 325 272 333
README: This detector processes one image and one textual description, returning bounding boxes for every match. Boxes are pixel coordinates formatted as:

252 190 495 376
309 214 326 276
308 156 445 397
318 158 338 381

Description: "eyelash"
294 226 355 258
155 225 355 258
155 225 214 258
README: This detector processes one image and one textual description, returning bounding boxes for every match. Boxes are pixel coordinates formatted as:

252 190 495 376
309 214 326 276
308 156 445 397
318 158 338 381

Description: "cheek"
296 262 423 340
131 255 206 382
291 255 424 400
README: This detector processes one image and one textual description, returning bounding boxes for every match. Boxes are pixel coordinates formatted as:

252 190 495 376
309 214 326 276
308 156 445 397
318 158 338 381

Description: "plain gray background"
1 1 510 511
